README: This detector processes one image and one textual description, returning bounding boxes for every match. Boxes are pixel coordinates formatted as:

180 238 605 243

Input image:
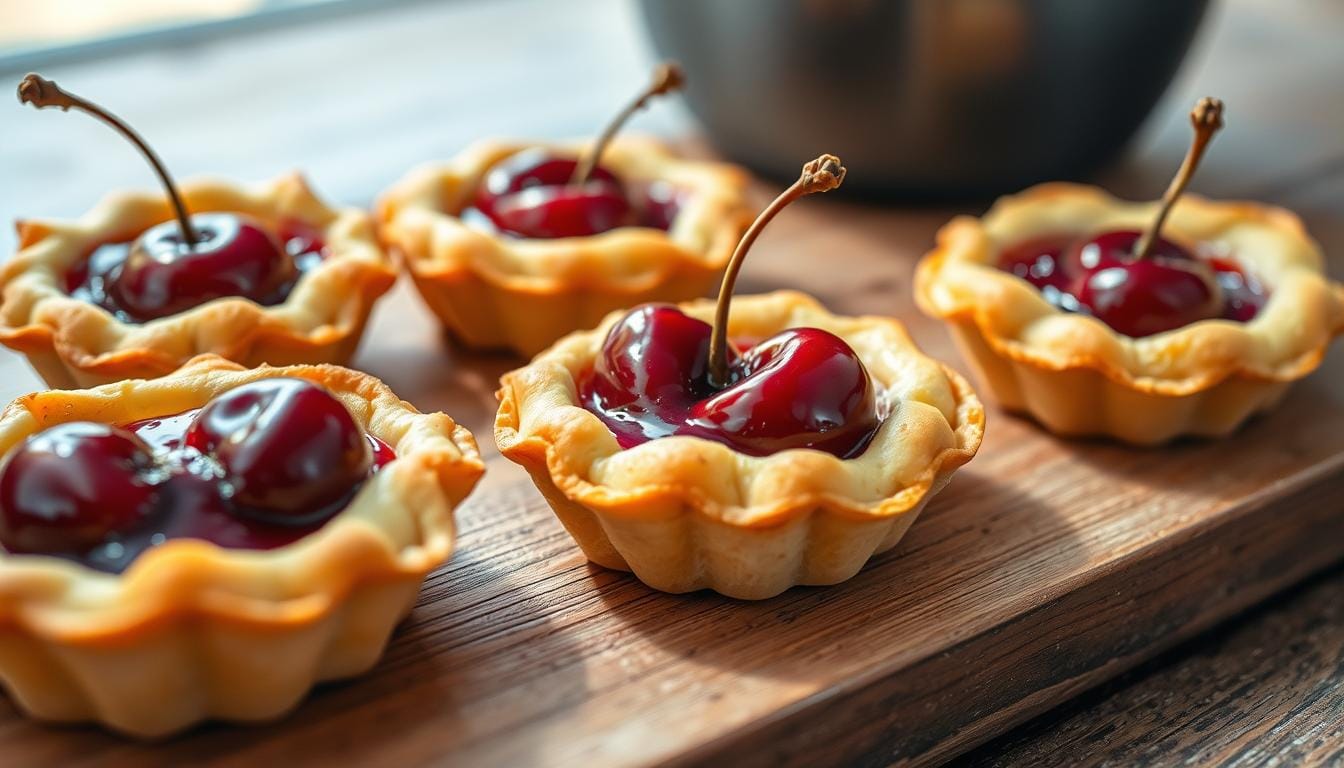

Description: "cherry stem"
1133 96 1224 260
17 73 199 246
570 61 685 186
706 154 847 389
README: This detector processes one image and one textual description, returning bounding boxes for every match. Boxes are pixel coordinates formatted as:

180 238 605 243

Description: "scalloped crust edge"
0 174 397 389
376 136 755 356
0 355 483 737
495 292 984 599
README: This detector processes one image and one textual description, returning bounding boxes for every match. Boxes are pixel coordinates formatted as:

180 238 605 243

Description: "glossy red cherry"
16 74 303 323
185 378 372 523
583 305 880 457
109 213 295 321
582 153 877 457
466 62 685 240
1066 229 1222 337
0 423 157 555
473 149 632 239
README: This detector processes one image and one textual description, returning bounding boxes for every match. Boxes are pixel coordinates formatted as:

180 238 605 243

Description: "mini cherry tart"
0 377 393 573
376 137 754 357
998 229 1268 337
496 291 985 599
464 147 680 239
0 174 397 389
0 355 483 737
914 182 1344 445
67 215 329 323
581 304 881 457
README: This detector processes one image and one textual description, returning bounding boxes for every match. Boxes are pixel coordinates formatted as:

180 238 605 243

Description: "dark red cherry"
584 154 870 456
0 423 157 555
1066 230 1223 338
582 305 880 457
691 327 879 455
473 149 631 239
185 378 371 523
108 213 296 321
589 304 721 407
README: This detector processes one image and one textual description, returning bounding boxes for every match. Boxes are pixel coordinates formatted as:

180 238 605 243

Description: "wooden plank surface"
958 563 1344 767
0 0 1342 765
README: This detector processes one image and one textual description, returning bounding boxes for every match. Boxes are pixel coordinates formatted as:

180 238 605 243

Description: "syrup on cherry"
581 154 882 458
998 97 1268 337
18 73 296 322
0 378 392 573
466 62 686 239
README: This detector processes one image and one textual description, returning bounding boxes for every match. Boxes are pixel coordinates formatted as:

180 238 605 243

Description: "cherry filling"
998 230 1268 337
580 304 882 458
0 378 392 573
66 216 326 324
462 148 681 239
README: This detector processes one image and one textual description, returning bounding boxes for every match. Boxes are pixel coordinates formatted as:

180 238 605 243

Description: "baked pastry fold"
377 136 754 356
0 355 482 737
496 291 984 600
915 183 1344 444
0 174 396 388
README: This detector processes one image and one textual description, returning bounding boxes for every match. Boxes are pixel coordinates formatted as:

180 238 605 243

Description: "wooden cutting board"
2 203 1342 767
0 0 1342 765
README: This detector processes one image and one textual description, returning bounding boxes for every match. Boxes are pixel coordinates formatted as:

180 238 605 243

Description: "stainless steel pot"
638 0 1209 197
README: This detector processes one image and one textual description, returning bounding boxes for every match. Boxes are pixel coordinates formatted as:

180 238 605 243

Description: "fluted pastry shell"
495 291 984 600
915 183 1344 444
0 174 397 388
0 355 483 737
376 136 754 357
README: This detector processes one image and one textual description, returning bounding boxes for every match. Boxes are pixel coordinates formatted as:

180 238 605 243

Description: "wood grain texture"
0 0 1341 765
957 564 1344 768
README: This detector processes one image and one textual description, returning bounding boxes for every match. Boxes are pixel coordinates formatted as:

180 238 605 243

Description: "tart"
916 98 1344 445
496 291 983 599
3 74 396 388
376 136 753 356
915 183 1344 443
496 156 982 599
0 355 483 736
1 174 396 388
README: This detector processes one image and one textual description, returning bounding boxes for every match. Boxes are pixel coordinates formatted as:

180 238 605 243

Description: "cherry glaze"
998 230 1267 337
464 148 679 239
0 378 392 573
580 304 881 458
66 216 326 323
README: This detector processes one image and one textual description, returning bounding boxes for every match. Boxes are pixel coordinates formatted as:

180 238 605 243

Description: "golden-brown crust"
0 174 397 389
0 355 483 736
914 183 1344 444
495 291 984 599
376 136 755 356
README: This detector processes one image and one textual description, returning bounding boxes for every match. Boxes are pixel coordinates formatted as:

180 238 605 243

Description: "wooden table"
0 0 1341 765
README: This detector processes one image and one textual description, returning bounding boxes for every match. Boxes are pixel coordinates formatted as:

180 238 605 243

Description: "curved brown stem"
1133 96 1224 260
707 154 847 388
570 61 685 186
18 73 198 245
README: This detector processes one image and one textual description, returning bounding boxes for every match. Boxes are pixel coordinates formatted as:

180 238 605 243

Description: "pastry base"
946 319 1290 445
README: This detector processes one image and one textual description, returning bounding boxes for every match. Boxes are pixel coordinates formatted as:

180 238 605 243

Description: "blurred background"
3 0 1212 196
3 0 1338 261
